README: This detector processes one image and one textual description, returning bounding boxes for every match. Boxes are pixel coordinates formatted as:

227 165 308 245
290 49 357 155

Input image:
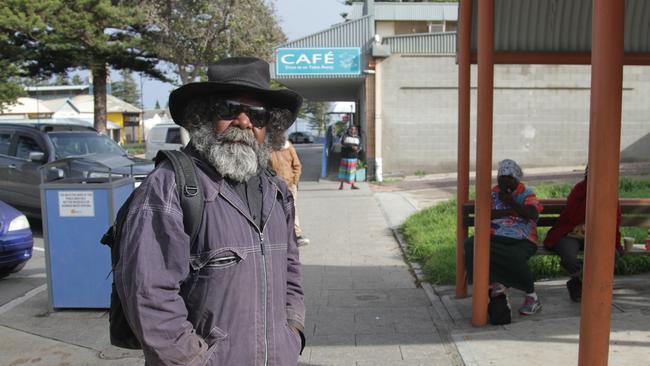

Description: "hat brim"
168 82 302 130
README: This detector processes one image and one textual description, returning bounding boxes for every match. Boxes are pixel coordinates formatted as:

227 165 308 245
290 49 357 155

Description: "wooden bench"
462 199 650 255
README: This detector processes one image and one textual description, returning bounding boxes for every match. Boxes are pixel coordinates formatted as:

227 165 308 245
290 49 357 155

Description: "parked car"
0 200 33 279
289 131 314 144
145 123 189 160
0 123 154 218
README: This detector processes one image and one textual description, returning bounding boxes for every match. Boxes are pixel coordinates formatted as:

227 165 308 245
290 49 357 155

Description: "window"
0 133 11 155
165 128 181 144
16 136 44 160
49 133 126 158
123 113 140 127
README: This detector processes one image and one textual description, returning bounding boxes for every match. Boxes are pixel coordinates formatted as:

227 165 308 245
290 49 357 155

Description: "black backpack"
488 293 512 325
100 150 204 349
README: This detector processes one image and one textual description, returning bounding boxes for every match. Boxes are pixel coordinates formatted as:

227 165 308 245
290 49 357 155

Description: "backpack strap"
155 150 204 246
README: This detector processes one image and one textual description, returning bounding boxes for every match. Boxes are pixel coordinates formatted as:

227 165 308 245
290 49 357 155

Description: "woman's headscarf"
497 159 523 182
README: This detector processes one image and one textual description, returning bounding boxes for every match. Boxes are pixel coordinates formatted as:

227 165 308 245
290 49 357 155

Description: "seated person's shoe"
566 277 582 302
296 236 310 247
518 295 542 315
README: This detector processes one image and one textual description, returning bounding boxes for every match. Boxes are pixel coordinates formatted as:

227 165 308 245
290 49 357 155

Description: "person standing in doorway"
338 126 361 190
270 138 310 246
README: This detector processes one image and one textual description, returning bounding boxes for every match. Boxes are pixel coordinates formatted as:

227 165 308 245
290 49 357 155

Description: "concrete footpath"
1 173 650 365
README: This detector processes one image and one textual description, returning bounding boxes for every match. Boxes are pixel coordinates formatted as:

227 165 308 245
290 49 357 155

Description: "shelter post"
456 0 473 298
374 58 384 183
471 0 494 327
579 0 625 364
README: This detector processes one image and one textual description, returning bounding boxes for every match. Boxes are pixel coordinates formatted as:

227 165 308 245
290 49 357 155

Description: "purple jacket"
114 159 305 366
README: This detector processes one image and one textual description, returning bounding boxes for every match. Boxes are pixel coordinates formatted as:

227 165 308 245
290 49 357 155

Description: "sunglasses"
214 100 269 128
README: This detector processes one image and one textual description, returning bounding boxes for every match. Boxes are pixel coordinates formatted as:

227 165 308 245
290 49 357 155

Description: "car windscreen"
48 132 127 159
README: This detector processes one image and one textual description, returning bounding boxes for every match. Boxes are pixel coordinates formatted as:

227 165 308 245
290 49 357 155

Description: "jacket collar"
184 144 282 230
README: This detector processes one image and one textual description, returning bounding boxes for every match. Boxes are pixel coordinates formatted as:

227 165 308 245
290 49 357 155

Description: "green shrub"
123 143 145 155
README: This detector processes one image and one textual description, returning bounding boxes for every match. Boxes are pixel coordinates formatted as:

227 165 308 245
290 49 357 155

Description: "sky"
131 0 351 110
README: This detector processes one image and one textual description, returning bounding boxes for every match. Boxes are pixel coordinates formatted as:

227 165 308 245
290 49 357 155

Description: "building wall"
107 112 124 126
379 54 650 175
376 21 395 37
107 112 142 143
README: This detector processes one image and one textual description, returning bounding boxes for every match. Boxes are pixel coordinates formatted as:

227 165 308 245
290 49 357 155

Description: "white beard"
190 124 271 182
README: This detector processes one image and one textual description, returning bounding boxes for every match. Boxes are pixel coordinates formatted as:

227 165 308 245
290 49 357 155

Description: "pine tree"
301 100 330 137
71 74 84 85
142 0 286 84
0 61 23 113
0 1 165 134
154 99 161 109
53 73 70 85
112 70 140 106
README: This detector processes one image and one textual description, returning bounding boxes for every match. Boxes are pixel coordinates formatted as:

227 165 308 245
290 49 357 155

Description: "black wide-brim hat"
168 57 303 130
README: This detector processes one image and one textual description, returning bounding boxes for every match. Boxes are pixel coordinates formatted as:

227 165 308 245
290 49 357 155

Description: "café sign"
276 48 361 76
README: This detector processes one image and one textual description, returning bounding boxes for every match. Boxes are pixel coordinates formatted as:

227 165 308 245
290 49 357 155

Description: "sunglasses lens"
215 101 238 120
247 107 269 128
215 100 268 127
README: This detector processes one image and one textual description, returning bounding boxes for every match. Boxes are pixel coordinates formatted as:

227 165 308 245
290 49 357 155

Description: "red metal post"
579 0 625 365
456 0 472 299
471 0 494 327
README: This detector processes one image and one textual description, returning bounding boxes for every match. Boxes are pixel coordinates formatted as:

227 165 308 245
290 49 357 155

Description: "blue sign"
276 48 361 76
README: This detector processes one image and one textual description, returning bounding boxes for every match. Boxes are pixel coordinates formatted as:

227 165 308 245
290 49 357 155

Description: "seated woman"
464 159 544 316
543 167 622 302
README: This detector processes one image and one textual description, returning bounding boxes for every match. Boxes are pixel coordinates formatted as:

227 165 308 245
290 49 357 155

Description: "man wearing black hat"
115 57 305 365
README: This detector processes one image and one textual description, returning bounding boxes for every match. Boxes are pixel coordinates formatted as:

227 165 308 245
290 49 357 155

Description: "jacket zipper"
260 192 277 366
219 184 278 366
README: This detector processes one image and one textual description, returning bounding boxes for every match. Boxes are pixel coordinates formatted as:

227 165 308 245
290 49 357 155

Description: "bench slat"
535 244 650 256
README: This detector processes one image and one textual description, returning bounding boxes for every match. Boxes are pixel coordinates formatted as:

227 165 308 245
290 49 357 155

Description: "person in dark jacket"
543 167 623 302
115 57 306 366
337 126 361 190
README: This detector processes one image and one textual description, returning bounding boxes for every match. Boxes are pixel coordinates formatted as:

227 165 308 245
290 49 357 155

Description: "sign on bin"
58 191 95 217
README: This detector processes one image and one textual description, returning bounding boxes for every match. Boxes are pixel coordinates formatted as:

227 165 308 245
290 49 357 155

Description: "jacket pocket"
205 325 228 346
190 326 229 366
284 324 301 352
190 247 246 271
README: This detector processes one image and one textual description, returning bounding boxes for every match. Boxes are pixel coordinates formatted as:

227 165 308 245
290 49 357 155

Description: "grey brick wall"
379 55 650 175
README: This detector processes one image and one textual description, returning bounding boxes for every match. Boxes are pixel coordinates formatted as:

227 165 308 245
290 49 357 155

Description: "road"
294 143 323 182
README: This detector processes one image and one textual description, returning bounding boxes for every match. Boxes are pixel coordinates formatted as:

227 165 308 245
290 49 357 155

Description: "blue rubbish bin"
40 155 135 309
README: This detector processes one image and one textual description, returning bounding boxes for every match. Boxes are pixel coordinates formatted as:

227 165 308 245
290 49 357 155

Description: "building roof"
0 117 120 130
1 97 54 114
347 1 458 22
41 98 76 113
143 109 171 120
69 94 142 114
25 85 90 92
469 0 650 55
276 15 375 63
384 31 456 54
1 95 141 117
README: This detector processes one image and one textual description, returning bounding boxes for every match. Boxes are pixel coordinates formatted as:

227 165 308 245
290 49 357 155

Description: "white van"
145 123 190 160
